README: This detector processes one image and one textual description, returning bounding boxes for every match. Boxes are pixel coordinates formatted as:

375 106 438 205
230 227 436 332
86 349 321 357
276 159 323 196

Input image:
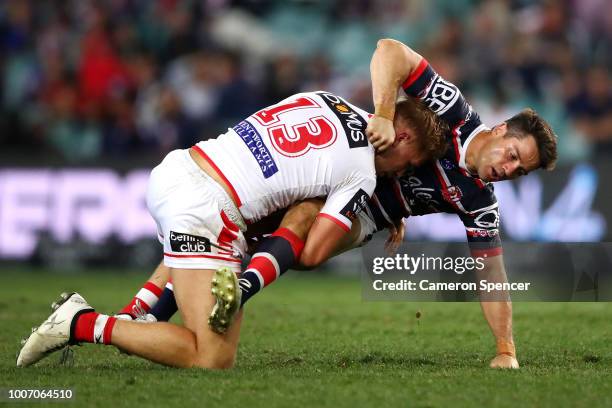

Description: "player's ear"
397 131 416 144
494 122 508 137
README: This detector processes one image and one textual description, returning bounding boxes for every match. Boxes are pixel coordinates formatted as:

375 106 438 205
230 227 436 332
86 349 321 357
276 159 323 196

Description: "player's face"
374 123 427 177
476 124 540 182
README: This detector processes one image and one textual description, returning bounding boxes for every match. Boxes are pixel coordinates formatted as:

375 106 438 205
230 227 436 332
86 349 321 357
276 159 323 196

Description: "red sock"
119 282 163 318
74 312 117 344
238 228 304 305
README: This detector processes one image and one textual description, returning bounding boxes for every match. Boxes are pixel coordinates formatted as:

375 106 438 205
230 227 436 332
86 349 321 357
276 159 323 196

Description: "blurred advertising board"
0 162 609 262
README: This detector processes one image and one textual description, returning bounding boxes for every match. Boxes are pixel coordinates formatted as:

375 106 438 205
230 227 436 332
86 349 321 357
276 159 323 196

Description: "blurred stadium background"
0 0 610 270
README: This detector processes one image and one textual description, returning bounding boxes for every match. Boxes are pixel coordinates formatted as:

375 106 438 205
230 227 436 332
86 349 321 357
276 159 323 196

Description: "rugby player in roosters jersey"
365 39 558 369
16 90 446 369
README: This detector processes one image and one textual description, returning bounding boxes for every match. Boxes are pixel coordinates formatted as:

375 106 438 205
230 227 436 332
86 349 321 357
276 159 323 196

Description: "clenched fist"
366 115 395 152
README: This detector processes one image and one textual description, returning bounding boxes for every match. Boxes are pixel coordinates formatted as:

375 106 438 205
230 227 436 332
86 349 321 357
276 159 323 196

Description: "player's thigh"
170 267 242 368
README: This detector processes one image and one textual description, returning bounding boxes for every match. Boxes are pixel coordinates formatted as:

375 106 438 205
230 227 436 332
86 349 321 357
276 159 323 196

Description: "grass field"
1 269 611 407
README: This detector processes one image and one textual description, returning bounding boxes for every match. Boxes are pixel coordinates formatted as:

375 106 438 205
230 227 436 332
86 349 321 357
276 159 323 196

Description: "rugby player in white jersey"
17 90 446 369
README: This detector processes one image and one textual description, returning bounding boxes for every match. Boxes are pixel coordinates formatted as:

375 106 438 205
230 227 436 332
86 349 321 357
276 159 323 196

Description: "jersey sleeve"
457 184 503 257
401 59 473 127
354 208 378 247
319 174 376 232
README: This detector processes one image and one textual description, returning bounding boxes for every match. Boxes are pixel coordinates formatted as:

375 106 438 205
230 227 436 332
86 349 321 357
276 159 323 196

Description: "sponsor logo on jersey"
317 92 368 148
466 228 498 238
233 120 279 178
401 176 441 208
169 231 211 253
340 189 370 220
474 209 500 229
422 74 460 115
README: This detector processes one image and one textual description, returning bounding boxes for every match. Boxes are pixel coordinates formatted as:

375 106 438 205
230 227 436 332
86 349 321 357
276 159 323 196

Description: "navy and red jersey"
365 59 502 257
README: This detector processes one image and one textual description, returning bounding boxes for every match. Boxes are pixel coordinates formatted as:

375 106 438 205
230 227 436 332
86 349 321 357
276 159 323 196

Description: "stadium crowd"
0 0 610 162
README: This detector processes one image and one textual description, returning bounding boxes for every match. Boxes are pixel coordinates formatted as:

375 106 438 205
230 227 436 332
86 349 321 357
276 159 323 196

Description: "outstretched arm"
476 254 519 369
368 39 423 151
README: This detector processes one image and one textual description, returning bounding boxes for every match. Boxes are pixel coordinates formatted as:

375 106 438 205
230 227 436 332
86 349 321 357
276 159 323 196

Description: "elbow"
376 38 397 50
375 38 420 69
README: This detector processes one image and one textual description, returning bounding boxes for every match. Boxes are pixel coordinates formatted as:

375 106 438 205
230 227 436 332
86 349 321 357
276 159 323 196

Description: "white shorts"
146 149 248 273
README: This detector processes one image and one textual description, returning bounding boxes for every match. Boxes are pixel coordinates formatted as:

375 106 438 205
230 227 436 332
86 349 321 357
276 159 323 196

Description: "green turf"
1 269 611 407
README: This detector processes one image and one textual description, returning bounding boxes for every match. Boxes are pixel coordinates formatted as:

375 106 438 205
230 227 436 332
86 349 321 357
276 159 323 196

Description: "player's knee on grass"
194 351 237 370
191 312 243 369
170 268 241 368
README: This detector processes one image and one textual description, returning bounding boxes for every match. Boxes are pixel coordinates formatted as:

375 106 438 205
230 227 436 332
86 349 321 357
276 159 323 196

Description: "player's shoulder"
330 155 377 199
295 91 370 117
310 91 372 152
403 60 485 133
336 158 377 188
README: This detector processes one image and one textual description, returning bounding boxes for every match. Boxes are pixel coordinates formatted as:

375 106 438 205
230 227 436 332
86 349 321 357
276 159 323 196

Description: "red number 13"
253 97 336 157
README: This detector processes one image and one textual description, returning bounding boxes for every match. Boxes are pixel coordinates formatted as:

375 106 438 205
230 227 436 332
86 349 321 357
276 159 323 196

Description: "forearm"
371 39 422 120
480 300 514 354
476 255 515 354
296 218 363 270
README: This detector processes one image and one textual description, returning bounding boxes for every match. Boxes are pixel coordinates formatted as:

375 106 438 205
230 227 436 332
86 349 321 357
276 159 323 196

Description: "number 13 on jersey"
252 97 338 157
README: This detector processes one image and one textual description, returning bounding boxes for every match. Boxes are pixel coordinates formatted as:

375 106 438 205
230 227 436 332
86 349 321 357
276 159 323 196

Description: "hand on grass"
489 354 519 369
384 220 405 255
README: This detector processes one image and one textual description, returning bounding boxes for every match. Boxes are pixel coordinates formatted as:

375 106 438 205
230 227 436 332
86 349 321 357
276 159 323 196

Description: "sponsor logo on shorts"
340 189 370 220
232 120 279 178
317 92 368 148
169 231 211 253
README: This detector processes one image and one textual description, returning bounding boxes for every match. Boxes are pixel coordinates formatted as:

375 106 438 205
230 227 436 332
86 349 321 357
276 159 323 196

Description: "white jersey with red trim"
195 91 376 231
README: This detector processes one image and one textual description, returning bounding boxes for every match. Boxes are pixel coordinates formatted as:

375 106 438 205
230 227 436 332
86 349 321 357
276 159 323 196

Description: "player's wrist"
373 105 395 122
496 338 516 357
